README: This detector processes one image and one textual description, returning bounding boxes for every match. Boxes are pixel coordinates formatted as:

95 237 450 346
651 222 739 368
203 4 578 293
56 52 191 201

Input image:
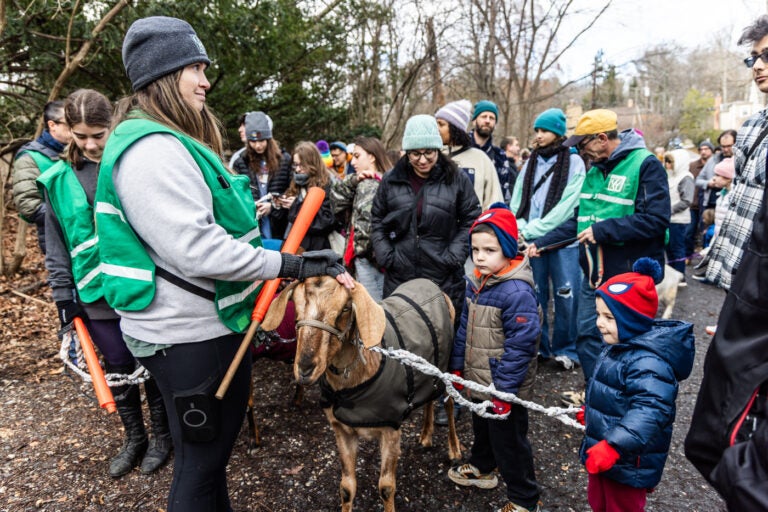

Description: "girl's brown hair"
63 89 112 169
246 138 282 179
353 136 392 174
114 68 224 157
285 141 330 196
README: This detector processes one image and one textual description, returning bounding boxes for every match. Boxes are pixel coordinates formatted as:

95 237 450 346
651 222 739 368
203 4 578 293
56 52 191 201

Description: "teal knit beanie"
472 100 499 120
533 108 567 137
402 115 443 151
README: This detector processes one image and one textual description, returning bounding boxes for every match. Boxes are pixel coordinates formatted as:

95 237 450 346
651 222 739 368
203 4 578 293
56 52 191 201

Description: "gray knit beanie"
402 115 443 151
245 112 272 140
435 99 472 132
122 16 210 91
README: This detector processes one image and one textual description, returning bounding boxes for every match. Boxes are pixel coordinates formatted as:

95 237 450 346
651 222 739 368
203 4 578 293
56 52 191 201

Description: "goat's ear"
262 280 299 331
350 282 386 348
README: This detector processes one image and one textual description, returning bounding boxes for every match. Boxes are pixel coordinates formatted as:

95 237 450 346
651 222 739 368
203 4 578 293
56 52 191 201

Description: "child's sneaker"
497 501 542 512
559 390 585 407
447 463 498 489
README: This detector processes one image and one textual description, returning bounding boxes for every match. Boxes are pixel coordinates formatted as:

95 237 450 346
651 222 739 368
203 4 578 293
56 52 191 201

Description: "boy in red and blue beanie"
578 257 695 511
449 203 543 512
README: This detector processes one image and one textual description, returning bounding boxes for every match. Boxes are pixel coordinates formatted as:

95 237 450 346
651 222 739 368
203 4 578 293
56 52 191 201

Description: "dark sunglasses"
744 49 768 68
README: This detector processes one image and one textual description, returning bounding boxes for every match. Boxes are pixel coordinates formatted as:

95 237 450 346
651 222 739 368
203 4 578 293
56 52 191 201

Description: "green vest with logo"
577 148 652 235
95 118 263 333
37 161 103 303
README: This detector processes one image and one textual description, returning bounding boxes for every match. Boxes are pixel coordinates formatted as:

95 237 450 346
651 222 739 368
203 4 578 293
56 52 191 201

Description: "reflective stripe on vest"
577 148 651 234
95 118 263 333
37 160 104 303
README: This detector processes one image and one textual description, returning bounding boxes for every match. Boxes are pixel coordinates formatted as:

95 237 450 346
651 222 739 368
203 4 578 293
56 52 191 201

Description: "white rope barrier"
59 329 150 387
371 346 585 431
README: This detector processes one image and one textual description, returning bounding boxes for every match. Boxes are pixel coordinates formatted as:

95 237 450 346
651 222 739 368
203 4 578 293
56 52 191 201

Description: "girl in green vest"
38 89 171 478
98 17 352 512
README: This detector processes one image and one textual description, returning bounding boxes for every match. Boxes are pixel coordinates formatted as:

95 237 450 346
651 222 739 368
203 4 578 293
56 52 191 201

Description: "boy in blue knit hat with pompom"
577 257 695 511
448 203 543 512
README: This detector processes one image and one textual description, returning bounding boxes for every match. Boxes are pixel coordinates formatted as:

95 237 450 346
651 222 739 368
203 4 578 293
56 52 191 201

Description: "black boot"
140 377 172 474
109 368 148 478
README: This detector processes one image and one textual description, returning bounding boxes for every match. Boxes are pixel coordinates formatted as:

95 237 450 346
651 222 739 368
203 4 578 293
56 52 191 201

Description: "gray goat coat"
320 279 454 429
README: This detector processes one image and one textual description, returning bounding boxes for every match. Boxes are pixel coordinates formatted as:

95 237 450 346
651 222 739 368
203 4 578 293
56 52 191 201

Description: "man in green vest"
11 101 72 253
531 109 670 405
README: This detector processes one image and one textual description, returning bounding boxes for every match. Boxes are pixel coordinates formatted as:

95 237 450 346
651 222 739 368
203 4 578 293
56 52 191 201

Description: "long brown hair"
114 68 224 156
353 136 392 174
63 89 112 169
285 141 329 196
246 138 282 179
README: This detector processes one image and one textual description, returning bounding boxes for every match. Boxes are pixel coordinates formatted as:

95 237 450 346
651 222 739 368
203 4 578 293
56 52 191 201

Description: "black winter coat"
371 156 481 310
685 170 768 509
232 149 292 239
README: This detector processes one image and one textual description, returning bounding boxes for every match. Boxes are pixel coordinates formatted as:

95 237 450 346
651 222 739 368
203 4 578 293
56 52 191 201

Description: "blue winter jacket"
449 256 541 401
580 320 695 489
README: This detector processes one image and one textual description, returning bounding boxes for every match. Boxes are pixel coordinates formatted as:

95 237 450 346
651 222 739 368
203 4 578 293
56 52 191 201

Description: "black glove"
279 250 345 280
56 299 86 328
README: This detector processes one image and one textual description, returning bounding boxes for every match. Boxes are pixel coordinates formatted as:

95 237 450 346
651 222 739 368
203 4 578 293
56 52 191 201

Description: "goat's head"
262 277 386 385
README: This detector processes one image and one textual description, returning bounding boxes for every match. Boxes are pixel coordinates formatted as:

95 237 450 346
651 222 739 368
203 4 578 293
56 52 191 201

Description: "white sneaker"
448 463 499 489
706 325 717 336
553 355 575 371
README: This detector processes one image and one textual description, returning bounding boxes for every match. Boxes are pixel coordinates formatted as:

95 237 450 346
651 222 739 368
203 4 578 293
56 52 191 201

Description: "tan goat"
262 276 462 512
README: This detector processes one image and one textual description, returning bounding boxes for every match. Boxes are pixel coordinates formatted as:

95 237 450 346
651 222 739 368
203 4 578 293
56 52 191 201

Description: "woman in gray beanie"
94 16 352 512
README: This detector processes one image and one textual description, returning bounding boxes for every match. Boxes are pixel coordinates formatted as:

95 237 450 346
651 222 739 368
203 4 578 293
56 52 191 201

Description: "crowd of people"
10 11 768 512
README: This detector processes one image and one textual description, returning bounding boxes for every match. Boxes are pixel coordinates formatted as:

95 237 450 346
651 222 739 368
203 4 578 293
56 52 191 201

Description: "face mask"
294 173 309 186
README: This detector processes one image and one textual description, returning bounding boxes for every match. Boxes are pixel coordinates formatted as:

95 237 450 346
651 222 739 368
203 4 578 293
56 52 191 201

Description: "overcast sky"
558 0 766 82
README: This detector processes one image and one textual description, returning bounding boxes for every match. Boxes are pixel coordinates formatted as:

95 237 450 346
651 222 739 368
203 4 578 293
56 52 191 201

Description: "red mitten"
492 398 511 415
576 405 586 426
585 440 620 474
450 370 464 391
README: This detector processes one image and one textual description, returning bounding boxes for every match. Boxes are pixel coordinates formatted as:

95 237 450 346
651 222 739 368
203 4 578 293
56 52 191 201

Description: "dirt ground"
1 211 727 512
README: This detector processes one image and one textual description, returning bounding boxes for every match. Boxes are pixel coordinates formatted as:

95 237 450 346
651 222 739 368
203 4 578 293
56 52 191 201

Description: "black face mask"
294 173 309 186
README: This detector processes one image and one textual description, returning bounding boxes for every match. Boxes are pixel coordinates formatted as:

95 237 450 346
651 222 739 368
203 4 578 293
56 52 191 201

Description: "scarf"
516 142 570 221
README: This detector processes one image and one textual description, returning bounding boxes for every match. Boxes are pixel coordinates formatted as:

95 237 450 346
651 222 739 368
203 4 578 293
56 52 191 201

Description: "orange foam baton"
73 317 117 414
216 187 326 399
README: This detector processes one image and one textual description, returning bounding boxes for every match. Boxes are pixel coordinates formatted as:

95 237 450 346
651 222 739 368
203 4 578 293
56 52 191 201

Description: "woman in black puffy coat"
371 115 481 315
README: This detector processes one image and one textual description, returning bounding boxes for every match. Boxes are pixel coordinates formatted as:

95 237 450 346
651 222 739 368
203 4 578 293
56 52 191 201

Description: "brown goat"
262 277 461 512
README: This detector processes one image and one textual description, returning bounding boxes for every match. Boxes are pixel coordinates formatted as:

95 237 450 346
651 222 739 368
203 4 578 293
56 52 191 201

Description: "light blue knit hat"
402 115 443 151
533 108 567 137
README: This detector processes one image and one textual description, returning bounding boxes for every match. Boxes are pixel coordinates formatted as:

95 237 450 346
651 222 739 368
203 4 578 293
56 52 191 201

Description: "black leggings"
139 334 250 512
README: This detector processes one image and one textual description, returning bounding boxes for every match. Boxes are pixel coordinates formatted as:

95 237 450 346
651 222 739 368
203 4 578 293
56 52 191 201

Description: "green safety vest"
17 144 61 223
577 148 652 235
95 118 263 333
37 161 103 303
26 150 59 174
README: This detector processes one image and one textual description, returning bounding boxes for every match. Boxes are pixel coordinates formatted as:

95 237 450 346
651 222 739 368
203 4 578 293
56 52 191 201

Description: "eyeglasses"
292 162 306 171
406 149 437 162
744 49 768 68
577 135 597 152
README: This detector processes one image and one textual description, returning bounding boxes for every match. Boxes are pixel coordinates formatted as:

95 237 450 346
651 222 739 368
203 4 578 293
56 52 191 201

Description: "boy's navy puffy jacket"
449 258 541 401
581 320 695 489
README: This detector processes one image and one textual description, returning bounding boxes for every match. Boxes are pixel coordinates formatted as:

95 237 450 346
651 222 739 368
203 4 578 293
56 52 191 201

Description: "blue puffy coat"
580 320 695 489
449 256 541 401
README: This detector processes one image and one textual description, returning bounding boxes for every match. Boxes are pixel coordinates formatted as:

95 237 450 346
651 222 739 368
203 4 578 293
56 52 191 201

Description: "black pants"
139 334 250 512
469 403 540 508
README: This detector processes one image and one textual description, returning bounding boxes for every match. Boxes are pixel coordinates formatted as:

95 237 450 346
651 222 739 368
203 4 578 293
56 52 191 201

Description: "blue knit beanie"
534 108 567 137
472 100 499 120
402 115 443 151
122 16 210 91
